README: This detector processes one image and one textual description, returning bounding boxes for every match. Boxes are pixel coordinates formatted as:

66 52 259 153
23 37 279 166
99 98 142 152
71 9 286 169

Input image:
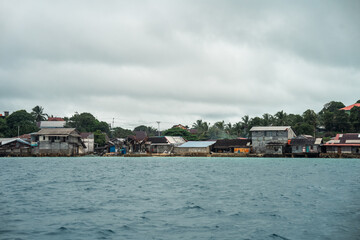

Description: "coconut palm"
31 105 48 122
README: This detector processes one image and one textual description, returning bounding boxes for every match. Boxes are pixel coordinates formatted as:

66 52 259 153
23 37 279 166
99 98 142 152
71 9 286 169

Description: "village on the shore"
1 101 360 158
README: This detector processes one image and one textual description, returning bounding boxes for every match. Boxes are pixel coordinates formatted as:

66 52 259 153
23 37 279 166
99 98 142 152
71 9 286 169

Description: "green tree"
208 121 229 139
112 127 133 138
133 125 157 136
31 105 48 122
162 127 197 141
192 120 210 140
67 112 110 134
333 110 350 132
350 106 360 132
94 130 107 146
231 122 243 137
274 110 288 125
6 110 38 137
293 122 314 135
286 114 303 127
262 113 274 126
319 101 345 114
0 118 9 137
302 109 317 136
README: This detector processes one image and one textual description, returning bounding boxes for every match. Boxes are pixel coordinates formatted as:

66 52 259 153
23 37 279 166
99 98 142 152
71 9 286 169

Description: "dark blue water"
1 157 360 240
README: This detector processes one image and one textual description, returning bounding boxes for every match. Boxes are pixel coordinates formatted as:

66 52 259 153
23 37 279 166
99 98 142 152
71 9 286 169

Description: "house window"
43 136 45 140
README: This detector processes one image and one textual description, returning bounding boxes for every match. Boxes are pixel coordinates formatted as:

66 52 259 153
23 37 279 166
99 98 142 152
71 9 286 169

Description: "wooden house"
173 141 216 155
212 139 251 153
147 136 186 154
0 138 32 156
31 128 86 156
250 126 296 155
289 135 322 157
324 133 360 154
126 131 148 153
79 132 95 154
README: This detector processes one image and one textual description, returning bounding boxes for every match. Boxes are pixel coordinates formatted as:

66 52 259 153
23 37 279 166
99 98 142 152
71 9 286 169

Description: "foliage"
31 105 48 122
133 125 157 136
67 112 110 134
319 101 345 114
112 127 133 138
162 127 197 141
293 122 314 136
5 110 38 137
350 106 360 132
192 120 210 140
94 130 107 147
0 118 9 137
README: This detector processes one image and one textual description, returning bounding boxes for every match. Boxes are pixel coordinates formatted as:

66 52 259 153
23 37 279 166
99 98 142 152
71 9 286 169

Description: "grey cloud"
1 0 359 129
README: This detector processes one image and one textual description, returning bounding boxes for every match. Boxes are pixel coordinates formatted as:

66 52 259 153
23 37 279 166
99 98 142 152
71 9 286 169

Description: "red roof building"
48 117 65 121
324 133 360 154
340 103 360 112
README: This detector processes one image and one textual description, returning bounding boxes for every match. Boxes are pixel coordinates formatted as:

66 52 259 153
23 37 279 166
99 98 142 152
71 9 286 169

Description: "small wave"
120 225 131 230
269 233 290 240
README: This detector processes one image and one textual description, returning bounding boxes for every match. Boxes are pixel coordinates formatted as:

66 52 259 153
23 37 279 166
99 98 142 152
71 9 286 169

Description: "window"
43 136 45 140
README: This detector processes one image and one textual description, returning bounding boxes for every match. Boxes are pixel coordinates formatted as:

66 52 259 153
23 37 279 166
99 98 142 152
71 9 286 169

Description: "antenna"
156 121 161 136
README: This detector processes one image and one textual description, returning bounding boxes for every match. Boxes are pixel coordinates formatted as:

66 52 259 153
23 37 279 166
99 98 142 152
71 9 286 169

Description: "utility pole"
156 121 161 136
112 118 115 129
18 126 20 138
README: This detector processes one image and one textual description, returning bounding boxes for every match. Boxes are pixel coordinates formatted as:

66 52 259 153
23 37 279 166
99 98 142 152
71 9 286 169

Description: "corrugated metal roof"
250 126 292 131
1 138 31 146
314 138 322 145
178 141 216 148
34 128 78 136
345 140 360 144
39 121 66 128
165 136 186 145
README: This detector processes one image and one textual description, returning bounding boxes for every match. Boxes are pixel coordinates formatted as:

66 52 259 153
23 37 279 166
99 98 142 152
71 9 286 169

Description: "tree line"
1 100 359 144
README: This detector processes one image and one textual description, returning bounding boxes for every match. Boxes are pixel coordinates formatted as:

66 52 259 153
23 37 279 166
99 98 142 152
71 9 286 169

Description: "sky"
1 0 359 130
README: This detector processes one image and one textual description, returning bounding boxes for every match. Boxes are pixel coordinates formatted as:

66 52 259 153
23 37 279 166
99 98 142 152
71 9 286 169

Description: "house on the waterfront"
126 131 148 153
79 132 94 154
250 126 296 155
173 141 216 155
323 133 360 154
31 128 86 156
147 136 186 154
212 139 251 153
289 135 322 156
0 138 32 156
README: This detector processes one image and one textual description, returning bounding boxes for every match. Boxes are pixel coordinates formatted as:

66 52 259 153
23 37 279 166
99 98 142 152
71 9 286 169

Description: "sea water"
1 157 360 240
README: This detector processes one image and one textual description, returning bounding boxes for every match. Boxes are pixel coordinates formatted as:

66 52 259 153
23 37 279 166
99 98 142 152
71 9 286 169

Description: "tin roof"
213 139 251 148
0 138 31 146
165 136 186 145
39 121 66 128
324 133 360 146
178 141 216 148
250 126 292 131
33 128 80 137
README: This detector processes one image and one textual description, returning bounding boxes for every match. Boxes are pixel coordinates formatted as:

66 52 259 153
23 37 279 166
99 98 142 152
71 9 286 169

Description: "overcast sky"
1 0 359 130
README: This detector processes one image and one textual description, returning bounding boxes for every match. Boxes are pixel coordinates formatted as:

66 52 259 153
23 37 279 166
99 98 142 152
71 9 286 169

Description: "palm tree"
31 106 48 122
274 110 287 126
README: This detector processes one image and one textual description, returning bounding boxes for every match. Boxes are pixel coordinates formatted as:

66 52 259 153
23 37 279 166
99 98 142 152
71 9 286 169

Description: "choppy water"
1 157 360 240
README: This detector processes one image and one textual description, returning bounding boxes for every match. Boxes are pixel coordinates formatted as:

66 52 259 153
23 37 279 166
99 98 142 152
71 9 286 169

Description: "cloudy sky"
1 0 359 130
